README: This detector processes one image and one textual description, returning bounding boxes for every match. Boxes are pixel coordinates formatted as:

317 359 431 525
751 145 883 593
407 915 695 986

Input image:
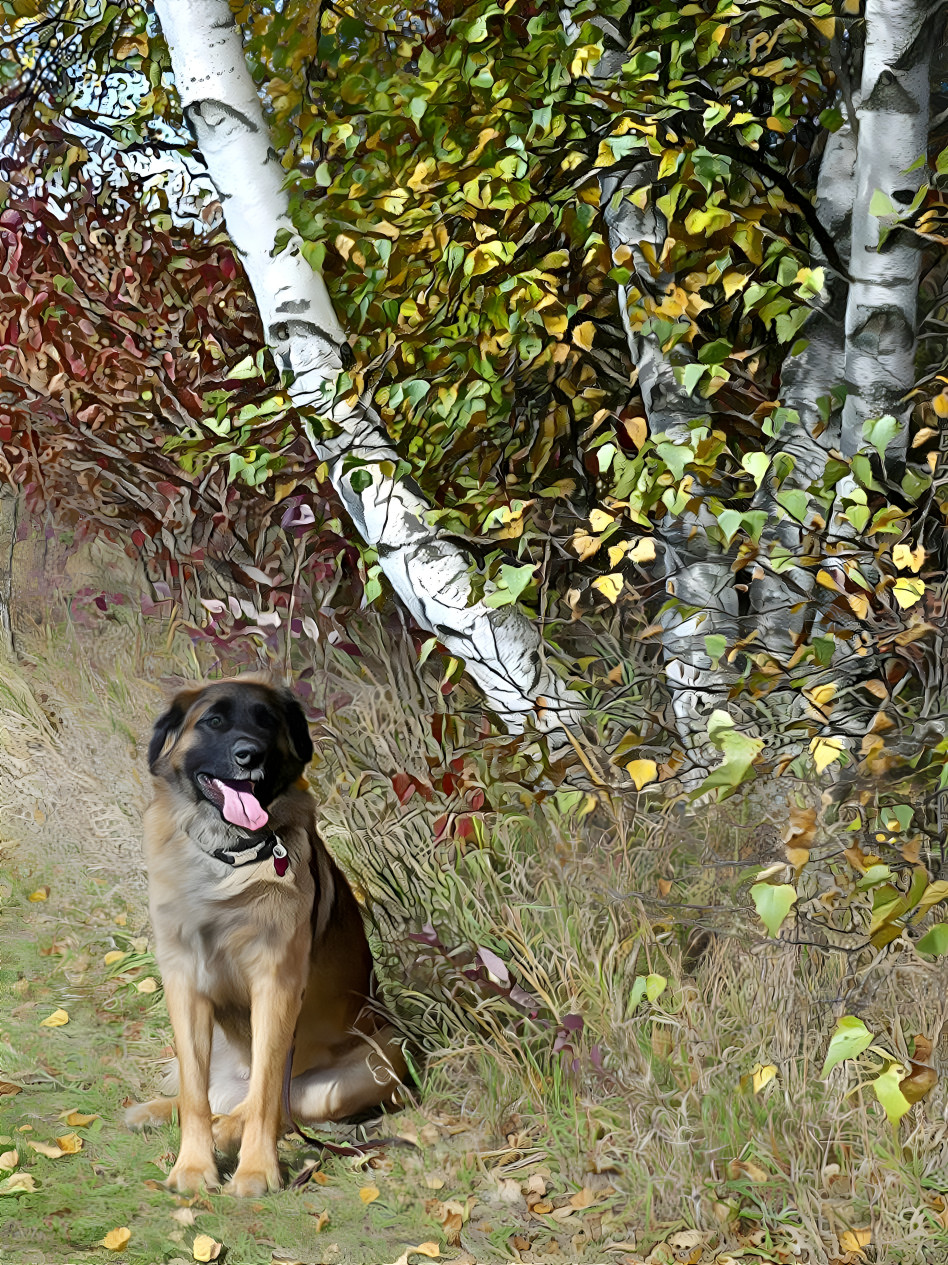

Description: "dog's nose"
233 743 262 769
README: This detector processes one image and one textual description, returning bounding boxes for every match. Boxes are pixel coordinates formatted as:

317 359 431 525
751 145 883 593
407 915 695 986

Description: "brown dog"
125 675 405 1196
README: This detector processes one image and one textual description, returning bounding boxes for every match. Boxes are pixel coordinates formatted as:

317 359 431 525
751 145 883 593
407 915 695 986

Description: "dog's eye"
204 714 224 729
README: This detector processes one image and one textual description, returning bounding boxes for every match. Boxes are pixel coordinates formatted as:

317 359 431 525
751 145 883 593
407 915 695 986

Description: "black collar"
212 831 281 868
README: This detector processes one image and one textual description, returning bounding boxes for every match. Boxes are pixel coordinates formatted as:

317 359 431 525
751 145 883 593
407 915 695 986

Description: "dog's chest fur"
144 799 315 1008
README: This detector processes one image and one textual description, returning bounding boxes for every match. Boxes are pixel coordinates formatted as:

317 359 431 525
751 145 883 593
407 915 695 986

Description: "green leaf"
862 414 901 459
645 973 667 1001
704 634 727 667
695 710 765 797
349 469 373 495
869 189 896 217
871 1063 912 1126
716 509 742 546
776 488 808 521
820 1016 874 1078
655 442 694 481
750 883 797 938
741 452 771 487
680 362 706 395
916 923 948 956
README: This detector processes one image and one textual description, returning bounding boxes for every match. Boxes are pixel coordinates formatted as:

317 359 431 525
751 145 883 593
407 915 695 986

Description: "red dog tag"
273 843 289 877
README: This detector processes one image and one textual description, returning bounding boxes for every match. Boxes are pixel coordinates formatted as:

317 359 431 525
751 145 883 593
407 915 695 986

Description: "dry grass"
2 537 948 1263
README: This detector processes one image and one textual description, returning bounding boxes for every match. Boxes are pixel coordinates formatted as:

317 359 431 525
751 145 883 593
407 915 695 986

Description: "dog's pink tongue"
213 780 269 830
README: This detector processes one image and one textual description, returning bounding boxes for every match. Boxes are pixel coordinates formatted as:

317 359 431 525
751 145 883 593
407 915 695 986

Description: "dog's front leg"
163 975 220 1193
224 970 302 1197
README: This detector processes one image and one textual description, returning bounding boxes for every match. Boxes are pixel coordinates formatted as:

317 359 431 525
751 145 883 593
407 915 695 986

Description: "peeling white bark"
840 0 938 458
153 0 576 732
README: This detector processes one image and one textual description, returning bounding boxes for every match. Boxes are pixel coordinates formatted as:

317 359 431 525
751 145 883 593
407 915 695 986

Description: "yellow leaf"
542 311 568 337
893 577 925 609
848 593 869 620
592 573 624 603
892 543 925 573
103 951 126 966
588 508 614 532
192 1234 222 1261
312 1209 330 1232
62 1111 98 1127
626 759 658 790
811 736 845 774
839 1228 871 1255
410 1245 441 1259
360 1184 380 1204
0 1172 36 1194
28 887 49 902
608 541 630 568
100 1228 131 1252
29 1140 65 1158
932 392 948 418
572 320 595 351
113 913 126 926
39 1009 69 1028
816 568 841 591
628 537 656 564
622 415 647 448
135 977 158 994
569 1186 598 1209
752 1063 777 1093
657 148 680 180
807 683 836 707
0 1151 18 1170
721 270 749 299
55 1133 83 1154
812 14 835 37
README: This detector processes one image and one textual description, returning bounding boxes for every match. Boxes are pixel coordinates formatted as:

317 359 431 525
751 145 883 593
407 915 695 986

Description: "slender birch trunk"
751 123 856 666
840 0 938 460
152 0 576 733
603 180 739 763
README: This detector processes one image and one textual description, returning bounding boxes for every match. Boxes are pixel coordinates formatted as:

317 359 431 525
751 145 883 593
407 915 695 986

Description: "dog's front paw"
165 1157 220 1194
224 1158 281 1197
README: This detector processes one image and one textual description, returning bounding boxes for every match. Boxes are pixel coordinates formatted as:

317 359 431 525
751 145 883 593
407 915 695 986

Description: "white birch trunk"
152 0 576 733
751 122 856 663
840 0 937 459
603 180 739 763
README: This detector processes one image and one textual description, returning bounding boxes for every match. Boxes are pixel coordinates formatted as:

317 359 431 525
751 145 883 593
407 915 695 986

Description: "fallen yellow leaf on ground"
39 1008 69 1027
56 1133 83 1153
840 1227 871 1255
0 1172 36 1194
192 1232 222 1261
135 977 158 993
0 1082 22 1097
311 1209 329 1232
359 1184 380 1204
62 1111 98 1126
28 887 49 901
103 951 126 966
0 1151 18 1169
409 1245 440 1259
29 1140 65 1159
100 1227 131 1251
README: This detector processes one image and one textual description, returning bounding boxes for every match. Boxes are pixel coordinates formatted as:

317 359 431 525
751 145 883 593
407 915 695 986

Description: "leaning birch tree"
146 0 576 735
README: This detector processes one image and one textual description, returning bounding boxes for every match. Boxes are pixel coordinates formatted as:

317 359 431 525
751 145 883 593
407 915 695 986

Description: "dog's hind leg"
290 1029 405 1123
125 1097 177 1130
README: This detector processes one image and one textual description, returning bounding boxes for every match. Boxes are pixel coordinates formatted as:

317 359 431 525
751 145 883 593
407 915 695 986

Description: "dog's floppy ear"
148 688 202 773
281 689 314 766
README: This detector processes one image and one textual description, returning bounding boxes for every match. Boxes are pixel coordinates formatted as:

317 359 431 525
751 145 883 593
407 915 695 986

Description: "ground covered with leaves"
3 561 948 1265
